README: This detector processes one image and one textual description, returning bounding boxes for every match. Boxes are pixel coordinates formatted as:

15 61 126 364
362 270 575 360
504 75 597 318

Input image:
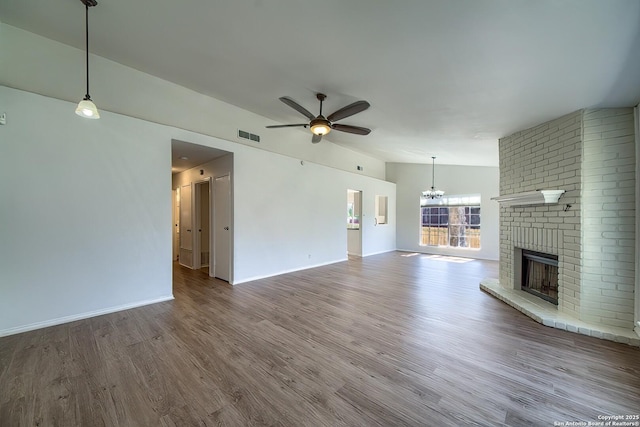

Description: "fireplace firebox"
521 250 558 305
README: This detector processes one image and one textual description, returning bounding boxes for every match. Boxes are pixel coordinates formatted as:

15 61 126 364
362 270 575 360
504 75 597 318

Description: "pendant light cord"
431 157 436 190
85 3 90 99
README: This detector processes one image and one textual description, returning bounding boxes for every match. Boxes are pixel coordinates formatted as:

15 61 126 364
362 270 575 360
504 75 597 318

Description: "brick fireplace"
481 108 638 344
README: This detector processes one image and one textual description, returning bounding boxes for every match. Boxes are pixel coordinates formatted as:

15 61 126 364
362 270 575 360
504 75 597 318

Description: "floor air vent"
238 130 260 143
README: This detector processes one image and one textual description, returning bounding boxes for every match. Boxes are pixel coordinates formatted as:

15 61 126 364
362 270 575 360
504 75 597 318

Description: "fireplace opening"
521 250 558 305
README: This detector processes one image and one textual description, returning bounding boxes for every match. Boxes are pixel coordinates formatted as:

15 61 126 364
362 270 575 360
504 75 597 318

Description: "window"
420 194 481 249
375 195 388 225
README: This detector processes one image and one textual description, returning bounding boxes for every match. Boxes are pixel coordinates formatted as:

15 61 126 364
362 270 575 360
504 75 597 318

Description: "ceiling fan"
266 93 371 143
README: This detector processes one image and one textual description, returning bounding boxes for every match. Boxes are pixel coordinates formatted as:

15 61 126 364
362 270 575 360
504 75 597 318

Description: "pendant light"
422 156 445 199
75 0 100 119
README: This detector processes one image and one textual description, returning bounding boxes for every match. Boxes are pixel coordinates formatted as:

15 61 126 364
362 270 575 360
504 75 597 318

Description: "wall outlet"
0 113 6 125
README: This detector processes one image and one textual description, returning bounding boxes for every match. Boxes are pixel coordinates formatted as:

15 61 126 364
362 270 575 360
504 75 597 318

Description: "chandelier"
422 156 445 199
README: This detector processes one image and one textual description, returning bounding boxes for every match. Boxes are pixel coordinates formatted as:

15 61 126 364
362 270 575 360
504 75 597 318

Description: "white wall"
386 162 499 260
231 152 396 283
170 148 396 284
0 24 397 335
172 154 234 192
0 24 386 180
0 86 173 335
0 85 396 334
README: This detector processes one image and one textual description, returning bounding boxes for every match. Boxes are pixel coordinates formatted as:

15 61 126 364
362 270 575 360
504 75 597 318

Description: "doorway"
194 179 211 273
347 189 362 257
179 183 193 268
171 139 233 284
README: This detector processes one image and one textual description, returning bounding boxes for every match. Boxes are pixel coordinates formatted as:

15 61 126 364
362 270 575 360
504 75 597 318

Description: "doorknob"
224 226 229 230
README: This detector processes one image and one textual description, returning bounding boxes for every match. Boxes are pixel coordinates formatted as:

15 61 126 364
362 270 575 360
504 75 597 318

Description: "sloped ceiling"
2 0 640 166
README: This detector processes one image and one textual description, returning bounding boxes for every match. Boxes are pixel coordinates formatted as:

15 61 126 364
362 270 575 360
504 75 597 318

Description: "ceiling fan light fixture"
75 97 100 119
266 94 370 141
309 117 331 136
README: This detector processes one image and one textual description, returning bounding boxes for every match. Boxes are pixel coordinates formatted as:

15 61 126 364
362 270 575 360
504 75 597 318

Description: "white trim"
362 248 397 257
491 190 565 207
233 258 348 285
396 247 498 261
635 105 640 333
0 295 174 337
213 173 233 283
233 249 397 285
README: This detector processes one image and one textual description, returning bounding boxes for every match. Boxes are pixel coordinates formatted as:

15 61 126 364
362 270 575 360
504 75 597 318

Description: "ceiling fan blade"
327 100 370 122
332 124 371 135
312 134 322 144
266 124 308 128
279 97 315 120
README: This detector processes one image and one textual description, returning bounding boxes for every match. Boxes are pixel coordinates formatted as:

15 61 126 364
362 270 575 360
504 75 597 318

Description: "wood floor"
1 252 639 426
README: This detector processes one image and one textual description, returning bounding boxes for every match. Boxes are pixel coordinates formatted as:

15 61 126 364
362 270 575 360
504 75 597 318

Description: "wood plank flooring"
1 252 639 426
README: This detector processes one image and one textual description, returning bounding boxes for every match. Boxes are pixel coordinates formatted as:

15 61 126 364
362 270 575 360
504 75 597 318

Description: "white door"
214 175 231 281
194 180 211 270
179 183 193 268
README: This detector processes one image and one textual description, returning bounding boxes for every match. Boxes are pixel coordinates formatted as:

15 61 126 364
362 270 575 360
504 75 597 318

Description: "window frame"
419 194 481 249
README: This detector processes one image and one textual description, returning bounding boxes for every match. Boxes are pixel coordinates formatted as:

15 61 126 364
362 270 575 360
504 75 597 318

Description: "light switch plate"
0 113 6 125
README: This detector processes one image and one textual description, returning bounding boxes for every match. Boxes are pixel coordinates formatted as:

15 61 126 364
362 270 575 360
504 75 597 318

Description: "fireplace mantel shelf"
491 190 565 207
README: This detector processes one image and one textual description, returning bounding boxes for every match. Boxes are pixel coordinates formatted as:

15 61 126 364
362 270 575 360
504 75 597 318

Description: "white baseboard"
363 248 397 257
0 295 175 337
231 250 398 285
233 258 348 285
396 247 498 261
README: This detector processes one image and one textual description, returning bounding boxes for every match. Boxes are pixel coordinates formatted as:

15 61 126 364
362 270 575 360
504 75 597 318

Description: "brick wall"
498 109 636 329
499 111 582 318
582 109 636 328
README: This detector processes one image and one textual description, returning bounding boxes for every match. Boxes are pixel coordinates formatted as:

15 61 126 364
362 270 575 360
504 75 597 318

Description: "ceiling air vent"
238 130 260 143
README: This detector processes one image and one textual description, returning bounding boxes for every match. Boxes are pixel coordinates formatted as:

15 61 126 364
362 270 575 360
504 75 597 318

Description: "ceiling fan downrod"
317 93 326 116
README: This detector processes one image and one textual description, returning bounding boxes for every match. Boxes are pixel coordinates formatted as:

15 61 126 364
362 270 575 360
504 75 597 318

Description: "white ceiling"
171 140 229 175
2 0 640 167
